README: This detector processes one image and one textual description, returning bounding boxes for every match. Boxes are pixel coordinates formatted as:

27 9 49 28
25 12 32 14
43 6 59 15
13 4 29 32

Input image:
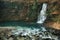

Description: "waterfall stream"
37 3 47 24
11 3 48 36
9 3 58 40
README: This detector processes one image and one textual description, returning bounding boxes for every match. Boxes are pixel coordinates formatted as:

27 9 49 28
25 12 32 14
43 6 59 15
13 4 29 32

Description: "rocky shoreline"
0 27 59 40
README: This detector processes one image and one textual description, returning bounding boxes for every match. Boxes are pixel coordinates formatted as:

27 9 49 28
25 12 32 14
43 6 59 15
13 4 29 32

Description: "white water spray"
11 3 48 37
37 3 47 24
10 3 57 40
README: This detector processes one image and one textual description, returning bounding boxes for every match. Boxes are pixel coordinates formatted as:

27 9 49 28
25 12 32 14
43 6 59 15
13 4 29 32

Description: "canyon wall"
0 0 60 22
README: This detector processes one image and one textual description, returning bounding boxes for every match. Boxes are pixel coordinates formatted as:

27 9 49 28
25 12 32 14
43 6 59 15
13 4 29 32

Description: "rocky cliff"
0 0 60 21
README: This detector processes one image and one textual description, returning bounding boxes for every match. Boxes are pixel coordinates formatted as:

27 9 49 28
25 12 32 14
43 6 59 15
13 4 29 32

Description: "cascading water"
37 3 47 24
9 3 58 40
11 3 48 35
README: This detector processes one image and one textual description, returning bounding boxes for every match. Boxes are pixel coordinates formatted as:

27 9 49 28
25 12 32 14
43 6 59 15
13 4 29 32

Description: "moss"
28 0 38 18
47 14 60 23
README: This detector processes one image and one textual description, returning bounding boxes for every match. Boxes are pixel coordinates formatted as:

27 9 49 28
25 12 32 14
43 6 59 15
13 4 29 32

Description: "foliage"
51 15 60 23
4 2 24 9
46 3 60 23
28 0 38 18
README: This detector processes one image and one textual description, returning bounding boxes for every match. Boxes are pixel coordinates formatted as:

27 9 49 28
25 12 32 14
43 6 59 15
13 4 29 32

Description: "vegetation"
51 15 60 23
0 0 60 22
46 3 60 23
27 0 38 18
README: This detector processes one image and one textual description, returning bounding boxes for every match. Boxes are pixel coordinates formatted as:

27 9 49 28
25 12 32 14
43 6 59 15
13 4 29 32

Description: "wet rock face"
0 0 60 22
0 1 38 22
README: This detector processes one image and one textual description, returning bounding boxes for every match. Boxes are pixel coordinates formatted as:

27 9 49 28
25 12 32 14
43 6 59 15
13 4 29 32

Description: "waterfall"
9 3 57 40
37 3 47 24
11 3 48 37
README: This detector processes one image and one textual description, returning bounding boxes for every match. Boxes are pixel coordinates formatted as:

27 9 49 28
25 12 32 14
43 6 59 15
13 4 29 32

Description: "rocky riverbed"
0 27 59 40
